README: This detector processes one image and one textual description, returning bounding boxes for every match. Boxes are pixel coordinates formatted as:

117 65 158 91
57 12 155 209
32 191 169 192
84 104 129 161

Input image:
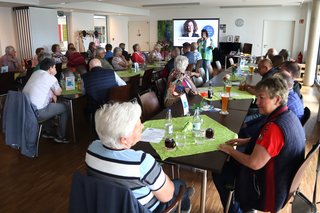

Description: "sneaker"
54 137 70 143
42 132 56 139
187 186 195 198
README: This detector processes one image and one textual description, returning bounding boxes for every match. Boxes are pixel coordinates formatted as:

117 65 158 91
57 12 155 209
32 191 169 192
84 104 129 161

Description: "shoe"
181 204 192 213
187 186 195 198
54 137 70 143
42 132 56 139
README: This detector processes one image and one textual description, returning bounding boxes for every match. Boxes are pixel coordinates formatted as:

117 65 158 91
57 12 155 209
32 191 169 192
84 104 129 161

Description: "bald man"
264 48 278 60
82 58 126 111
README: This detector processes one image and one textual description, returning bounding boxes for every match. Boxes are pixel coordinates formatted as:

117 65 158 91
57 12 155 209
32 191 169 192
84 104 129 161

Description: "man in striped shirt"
85 102 192 212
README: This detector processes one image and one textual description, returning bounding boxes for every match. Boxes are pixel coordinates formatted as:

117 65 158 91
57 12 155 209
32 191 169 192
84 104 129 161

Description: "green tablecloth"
198 86 255 101
62 89 82 95
116 69 144 78
142 115 237 160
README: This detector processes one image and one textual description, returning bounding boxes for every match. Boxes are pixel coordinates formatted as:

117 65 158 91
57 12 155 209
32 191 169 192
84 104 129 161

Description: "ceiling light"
142 2 200 8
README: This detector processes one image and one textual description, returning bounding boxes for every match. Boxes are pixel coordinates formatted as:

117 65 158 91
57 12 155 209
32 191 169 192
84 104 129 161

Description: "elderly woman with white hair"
148 43 163 63
0 45 23 72
164 55 198 107
111 47 130 70
85 102 192 212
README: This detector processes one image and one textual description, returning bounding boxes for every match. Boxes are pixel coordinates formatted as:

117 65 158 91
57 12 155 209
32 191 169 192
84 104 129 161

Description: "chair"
128 74 140 99
225 142 320 213
140 68 154 92
108 84 132 102
69 171 185 213
138 90 162 122
155 78 167 106
301 107 311 126
229 57 235 66
242 43 253 55
0 72 17 95
215 60 222 71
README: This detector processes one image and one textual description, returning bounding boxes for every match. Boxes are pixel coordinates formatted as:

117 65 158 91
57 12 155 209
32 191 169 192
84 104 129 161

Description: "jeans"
212 160 243 213
37 102 68 138
154 179 190 212
202 60 212 82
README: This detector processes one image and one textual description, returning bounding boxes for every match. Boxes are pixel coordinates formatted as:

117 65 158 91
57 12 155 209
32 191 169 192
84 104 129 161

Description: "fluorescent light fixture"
142 2 200 8
220 5 282 8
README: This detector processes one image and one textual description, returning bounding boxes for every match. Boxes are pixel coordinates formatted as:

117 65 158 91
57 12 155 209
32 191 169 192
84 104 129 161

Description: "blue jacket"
2 91 39 157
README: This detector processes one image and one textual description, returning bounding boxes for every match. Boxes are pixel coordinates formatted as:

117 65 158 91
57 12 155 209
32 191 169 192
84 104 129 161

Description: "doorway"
128 21 150 53
262 20 295 56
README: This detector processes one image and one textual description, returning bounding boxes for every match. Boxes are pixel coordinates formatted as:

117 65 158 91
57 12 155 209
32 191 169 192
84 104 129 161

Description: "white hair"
5 46 14 54
174 55 189 73
95 102 142 149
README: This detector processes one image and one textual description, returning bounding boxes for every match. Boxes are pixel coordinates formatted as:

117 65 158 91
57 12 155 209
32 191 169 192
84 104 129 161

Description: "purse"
292 191 317 213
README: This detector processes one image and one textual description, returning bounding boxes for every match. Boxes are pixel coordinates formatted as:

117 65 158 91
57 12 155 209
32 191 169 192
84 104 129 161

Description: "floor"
0 85 319 213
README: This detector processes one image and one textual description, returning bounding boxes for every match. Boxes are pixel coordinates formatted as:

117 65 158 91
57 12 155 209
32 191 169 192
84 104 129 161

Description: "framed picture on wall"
234 35 240 42
227 35 233 42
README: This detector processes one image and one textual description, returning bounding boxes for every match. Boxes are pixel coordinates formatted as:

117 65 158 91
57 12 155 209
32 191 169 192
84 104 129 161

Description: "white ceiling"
0 0 310 15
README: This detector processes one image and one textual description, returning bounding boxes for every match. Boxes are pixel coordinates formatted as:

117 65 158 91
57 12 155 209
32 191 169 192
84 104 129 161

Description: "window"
57 14 68 53
94 15 107 47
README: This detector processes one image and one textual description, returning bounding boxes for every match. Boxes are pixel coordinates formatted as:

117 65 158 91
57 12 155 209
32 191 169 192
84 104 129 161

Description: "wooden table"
133 94 253 213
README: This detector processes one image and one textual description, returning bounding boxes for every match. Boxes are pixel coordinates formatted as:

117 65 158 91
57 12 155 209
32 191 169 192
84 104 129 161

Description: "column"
304 0 320 86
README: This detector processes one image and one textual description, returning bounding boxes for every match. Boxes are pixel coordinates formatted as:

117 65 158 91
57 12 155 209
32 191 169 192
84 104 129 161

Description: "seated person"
182 19 199 37
271 55 284 69
23 58 69 143
52 44 68 64
87 42 96 60
82 59 126 112
131 43 146 66
278 49 290 61
33 52 52 72
66 47 86 69
163 47 180 78
148 44 163 63
165 55 197 107
111 47 130 70
0 45 23 72
264 47 278 60
104 43 113 60
65 43 75 59
85 102 193 212
31 47 44 68
280 61 302 98
95 47 114 70
213 75 305 213
119 43 131 61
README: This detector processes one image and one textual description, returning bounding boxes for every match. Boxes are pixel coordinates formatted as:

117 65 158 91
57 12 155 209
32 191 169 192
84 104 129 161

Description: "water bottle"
165 109 173 137
60 72 65 90
76 73 82 90
207 82 213 99
192 107 201 132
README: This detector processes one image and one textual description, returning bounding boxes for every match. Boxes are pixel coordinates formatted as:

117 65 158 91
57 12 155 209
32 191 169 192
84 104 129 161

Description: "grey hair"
95 102 142 149
113 47 122 56
5 46 15 54
256 75 289 106
274 71 294 89
174 55 189 73
38 52 52 63
95 47 105 57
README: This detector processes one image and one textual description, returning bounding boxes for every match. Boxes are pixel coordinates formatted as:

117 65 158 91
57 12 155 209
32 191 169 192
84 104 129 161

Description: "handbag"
292 191 317 213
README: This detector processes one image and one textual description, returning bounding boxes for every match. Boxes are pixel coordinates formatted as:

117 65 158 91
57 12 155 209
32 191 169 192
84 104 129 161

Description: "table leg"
68 99 76 143
200 169 207 213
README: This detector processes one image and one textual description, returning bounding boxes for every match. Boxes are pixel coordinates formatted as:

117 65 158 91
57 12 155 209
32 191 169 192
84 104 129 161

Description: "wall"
0 7 16 56
108 15 129 49
130 5 309 58
29 7 59 53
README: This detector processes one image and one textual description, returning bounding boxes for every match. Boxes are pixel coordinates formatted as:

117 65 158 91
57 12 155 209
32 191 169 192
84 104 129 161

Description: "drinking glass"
175 132 186 147
220 93 229 115
249 66 255 75
194 130 205 145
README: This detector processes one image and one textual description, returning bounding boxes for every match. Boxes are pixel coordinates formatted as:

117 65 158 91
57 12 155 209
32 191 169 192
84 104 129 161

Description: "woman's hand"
219 144 234 155
225 138 250 146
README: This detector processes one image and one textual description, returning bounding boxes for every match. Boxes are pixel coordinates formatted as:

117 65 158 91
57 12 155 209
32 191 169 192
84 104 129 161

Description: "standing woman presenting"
197 29 214 82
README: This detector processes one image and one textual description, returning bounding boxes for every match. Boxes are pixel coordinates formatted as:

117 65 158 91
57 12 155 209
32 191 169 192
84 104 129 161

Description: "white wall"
0 7 16 56
29 7 59 53
130 5 309 59
108 15 129 49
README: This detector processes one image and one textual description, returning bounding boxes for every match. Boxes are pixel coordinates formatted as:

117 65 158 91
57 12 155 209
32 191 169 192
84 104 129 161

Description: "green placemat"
62 89 82 95
142 115 237 160
198 86 255 101
116 69 144 78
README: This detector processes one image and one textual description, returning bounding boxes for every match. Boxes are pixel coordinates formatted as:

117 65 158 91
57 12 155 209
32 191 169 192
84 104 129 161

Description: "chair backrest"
0 72 17 95
141 68 154 91
242 43 253 55
215 60 222 70
229 58 235 66
155 78 167 106
128 74 140 99
138 90 162 122
301 107 311 126
108 84 132 103
285 142 320 205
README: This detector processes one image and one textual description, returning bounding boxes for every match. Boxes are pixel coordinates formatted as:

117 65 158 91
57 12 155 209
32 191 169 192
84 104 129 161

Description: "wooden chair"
140 68 154 92
70 171 185 213
108 84 132 103
155 78 167 106
0 72 17 95
301 107 311 127
127 74 140 99
138 89 162 122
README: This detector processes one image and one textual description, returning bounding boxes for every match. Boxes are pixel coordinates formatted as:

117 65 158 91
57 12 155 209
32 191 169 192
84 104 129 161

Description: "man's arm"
114 72 126 86
152 174 175 202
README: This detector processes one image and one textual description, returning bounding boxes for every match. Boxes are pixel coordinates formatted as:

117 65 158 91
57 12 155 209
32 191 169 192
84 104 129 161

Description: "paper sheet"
141 128 165 143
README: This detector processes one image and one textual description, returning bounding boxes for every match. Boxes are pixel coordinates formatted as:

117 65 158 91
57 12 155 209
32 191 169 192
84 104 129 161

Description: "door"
262 20 295 56
128 21 150 53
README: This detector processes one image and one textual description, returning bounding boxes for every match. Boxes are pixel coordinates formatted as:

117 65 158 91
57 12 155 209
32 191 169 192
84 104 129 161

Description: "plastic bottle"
60 72 65 90
192 107 201 132
165 109 173 137
208 82 213 99
76 74 82 90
